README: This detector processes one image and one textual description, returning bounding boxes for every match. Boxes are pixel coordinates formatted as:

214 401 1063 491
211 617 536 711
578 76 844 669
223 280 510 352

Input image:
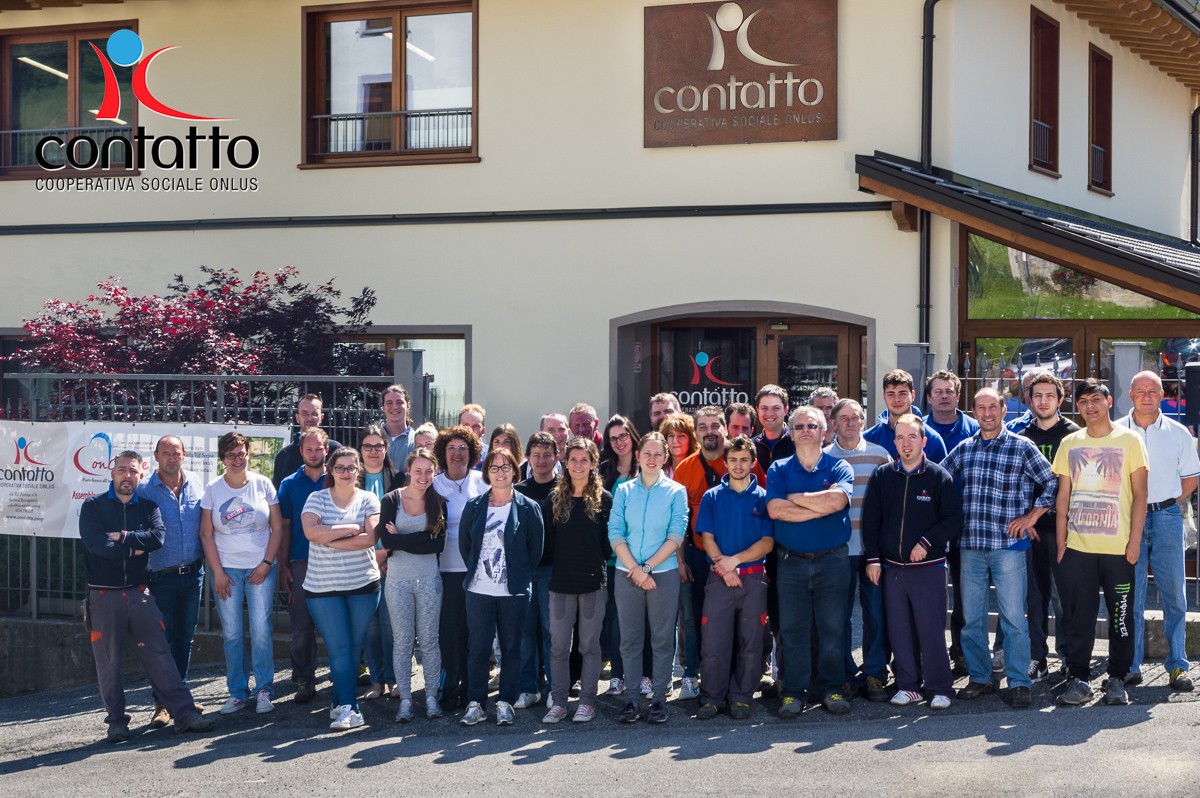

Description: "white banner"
0 421 290 538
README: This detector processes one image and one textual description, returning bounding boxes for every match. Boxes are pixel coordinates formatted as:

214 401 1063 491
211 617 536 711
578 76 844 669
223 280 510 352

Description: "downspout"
917 0 944 344
1192 104 1199 245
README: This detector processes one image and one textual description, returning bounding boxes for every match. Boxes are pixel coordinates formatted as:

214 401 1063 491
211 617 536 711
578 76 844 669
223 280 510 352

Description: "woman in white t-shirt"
199 431 283 716
301 446 382 731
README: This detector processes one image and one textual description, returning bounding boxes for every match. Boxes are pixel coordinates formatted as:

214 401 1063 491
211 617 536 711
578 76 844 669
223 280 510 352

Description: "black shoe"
822 692 851 715
106 722 130 743
695 703 719 720
647 701 669 724
729 702 752 720
618 701 643 724
176 713 216 734
294 680 316 704
956 681 996 700
951 656 969 677
863 676 889 703
1010 686 1032 708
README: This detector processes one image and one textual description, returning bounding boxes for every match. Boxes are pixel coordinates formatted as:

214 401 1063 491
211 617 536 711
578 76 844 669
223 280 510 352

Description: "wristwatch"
640 563 652 574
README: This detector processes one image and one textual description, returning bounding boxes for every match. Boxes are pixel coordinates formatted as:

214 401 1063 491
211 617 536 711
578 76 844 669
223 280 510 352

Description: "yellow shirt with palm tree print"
1051 425 1148 556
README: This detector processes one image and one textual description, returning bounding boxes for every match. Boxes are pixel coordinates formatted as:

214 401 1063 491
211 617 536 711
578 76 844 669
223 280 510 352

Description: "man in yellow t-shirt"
1050 379 1147 707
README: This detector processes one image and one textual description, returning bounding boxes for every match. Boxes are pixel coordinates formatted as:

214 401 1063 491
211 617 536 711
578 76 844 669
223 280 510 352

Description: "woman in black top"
541 438 612 724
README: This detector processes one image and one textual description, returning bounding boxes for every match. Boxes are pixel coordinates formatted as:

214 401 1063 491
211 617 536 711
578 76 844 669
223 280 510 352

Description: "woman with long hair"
597 415 641 696
359 424 401 701
379 447 447 722
541 438 612 724
488 423 525 467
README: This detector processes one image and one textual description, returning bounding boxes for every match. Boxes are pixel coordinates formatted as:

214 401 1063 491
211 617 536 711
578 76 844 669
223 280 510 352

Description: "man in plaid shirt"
941 387 1056 709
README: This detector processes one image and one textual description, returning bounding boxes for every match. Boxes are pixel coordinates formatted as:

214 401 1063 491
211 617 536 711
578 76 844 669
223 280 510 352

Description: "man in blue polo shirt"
766 406 855 718
277 428 331 703
865 369 948 463
694 436 774 721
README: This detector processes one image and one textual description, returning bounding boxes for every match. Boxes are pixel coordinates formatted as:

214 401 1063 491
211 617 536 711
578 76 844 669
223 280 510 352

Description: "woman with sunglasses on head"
200 431 284 717
301 446 382 731
379 447 448 722
457 448 545 726
359 425 402 701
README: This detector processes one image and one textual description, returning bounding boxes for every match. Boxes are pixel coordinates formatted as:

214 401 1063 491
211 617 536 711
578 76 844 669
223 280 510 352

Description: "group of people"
80 369 1198 740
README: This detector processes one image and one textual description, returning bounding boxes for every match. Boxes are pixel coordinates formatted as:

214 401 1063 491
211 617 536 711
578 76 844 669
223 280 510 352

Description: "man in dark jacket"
80 450 215 742
863 414 962 709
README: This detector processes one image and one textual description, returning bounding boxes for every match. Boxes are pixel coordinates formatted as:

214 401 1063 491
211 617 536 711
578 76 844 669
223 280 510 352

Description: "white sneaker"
255 690 274 715
460 701 486 726
219 697 247 714
495 700 515 726
330 706 364 731
640 677 654 698
542 705 568 724
672 661 684 678
930 694 952 710
329 703 351 721
679 676 700 700
514 692 541 709
890 690 922 706
607 678 625 696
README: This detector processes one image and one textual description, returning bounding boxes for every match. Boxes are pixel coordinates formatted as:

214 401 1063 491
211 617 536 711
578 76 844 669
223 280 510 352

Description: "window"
1 21 137 177
1029 9 1059 175
1088 45 1113 193
302 1 477 168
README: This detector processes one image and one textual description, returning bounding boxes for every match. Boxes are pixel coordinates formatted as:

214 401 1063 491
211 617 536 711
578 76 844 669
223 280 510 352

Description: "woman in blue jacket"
608 431 688 725
457 447 545 726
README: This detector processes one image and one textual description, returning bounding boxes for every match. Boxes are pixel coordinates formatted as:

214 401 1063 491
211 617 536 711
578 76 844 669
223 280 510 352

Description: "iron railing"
0 125 135 171
310 108 472 156
1031 119 1054 169
1090 143 1108 188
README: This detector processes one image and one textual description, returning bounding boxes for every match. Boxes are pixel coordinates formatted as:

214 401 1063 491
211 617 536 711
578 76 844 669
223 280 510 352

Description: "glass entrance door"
657 326 756 414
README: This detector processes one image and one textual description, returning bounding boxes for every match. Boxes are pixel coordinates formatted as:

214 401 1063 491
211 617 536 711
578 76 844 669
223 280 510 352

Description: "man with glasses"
272 394 341 489
277 428 331 703
766 406 855 717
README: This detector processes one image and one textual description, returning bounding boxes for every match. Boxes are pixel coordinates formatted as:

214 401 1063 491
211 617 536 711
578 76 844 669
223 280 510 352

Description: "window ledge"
299 153 479 170
1028 164 1061 180
1087 183 1114 198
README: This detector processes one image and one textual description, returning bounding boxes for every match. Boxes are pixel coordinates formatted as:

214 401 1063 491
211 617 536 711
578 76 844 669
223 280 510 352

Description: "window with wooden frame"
1029 8 1059 176
301 0 478 168
0 21 137 178
1088 45 1113 194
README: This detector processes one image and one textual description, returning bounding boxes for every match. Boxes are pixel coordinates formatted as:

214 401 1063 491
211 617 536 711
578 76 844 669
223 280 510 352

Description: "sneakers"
606 678 625 696
647 700 669 724
864 676 889 703
514 692 541 709
330 706 364 731
1010 686 1032 708
1169 668 1195 692
1028 659 1049 682
678 676 700 700
890 690 922 707
106 722 130 743
695 702 719 720
294 680 316 704
542 705 568 724
255 690 274 715
930 694 952 710
1056 678 1094 706
1103 677 1130 706
175 713 216 734
1124 671 1144 686
729 702 752 720
150 704 170 729
426 696 443 719
330 703 351 720
822 692 851 715
495 700 515 726
572 704 597 723
219 697 247 715
777 696 803 718
639 677 654 698
460 701 486 726
956 681 996 700
395 699 414 723
618 701 643 723
991 648 1005 673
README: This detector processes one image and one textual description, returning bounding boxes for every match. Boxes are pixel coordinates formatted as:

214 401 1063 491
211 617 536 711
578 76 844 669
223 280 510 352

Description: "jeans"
147 565 204 687
214 565 277 702
776 545 850 701
465 590 529 706
518 563 552 695
308 591 380 711
287 560 317 684
439 572 469 706
844 554 887 685
365 576 395 684
960 548 1031 688
678 544 708 679
1132 504 1190 674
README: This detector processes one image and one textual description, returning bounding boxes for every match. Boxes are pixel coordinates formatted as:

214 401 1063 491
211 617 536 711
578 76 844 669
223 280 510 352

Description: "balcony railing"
0 125 134 172
1031 119 1054 169
310 108 472 157
1090 143 1109 188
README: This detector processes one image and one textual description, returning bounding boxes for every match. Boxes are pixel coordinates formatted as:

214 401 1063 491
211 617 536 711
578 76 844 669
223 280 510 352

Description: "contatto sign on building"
644 0 838 147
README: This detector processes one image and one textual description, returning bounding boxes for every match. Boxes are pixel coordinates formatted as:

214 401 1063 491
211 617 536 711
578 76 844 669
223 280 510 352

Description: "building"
2 0 1198 435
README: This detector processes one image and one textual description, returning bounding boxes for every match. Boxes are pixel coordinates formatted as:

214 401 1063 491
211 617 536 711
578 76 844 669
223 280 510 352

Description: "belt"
154 558 204 576
738 564 766 575
1147 498 1177 513
780 545 839 560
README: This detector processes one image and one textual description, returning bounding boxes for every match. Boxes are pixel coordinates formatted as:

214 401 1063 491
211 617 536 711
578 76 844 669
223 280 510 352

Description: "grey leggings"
614 569 679 703
385 574 443 700
548 588 606 708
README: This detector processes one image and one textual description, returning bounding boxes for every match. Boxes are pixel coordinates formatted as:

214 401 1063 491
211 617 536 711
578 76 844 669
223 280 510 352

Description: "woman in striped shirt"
301 446 382 731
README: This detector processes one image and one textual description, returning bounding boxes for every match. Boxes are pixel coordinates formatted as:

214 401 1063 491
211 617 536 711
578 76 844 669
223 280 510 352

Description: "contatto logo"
73 432 114 478
705 2 798 70
2 436 55 482
677 349 750 407
690 350 739 386
13 436 46 466
93 29 230 123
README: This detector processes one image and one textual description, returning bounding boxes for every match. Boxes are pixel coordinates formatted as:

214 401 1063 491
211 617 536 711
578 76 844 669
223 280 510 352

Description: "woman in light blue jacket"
607 431 687 725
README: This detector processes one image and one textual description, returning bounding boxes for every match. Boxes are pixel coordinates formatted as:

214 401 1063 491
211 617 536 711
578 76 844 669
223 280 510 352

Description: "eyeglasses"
609 432 631 445
223 452 248 461
446 445 470 454
332 465 360 475
487 464 514 473
791 423 821 431
360 443 387 452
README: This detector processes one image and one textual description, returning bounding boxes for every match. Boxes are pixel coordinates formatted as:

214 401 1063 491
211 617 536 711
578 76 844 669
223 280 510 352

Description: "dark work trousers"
946 543 966 661
439 571 470 706
84 586 201 728
287 560 317 685
883 565 954 699
1026 531 1067 662
1057 547 1135 682
700 571 768 707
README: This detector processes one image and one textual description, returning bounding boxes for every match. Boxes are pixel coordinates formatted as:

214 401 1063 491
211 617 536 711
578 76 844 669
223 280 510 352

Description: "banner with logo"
0 421 289 538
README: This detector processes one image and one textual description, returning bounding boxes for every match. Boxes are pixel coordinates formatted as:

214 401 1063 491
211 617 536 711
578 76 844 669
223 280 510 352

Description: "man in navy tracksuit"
862 414 962 709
